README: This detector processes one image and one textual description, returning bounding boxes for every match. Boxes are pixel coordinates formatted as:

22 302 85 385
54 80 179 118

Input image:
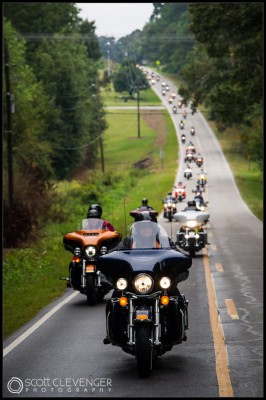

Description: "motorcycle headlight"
116 278 128 290
159 277 171 289
167 202 172 207
85 246 96 257
133 274 153 294
200 206 205 211
187 220 197 228
100 246 108 255
74 247 81 256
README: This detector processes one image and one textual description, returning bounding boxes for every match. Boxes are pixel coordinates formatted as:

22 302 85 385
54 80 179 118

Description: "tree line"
3 3 105 246
103 3 263 167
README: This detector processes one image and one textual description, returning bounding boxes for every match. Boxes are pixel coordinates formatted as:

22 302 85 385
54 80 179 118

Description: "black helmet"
134 211 157 223
87 204 102 218
87 209 101 219
142 198 148 206
187 200 196 207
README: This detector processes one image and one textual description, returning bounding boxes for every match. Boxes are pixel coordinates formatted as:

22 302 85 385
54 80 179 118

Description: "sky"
76 3 154 39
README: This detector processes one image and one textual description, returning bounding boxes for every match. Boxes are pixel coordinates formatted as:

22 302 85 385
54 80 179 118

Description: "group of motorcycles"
61 73 208 378
62 202 191 378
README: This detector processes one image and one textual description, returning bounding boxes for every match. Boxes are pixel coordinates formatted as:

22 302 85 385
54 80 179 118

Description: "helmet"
134 211 157 223
87 204 102 218
142 198 148 206
87 209 101 219
187 200 196 207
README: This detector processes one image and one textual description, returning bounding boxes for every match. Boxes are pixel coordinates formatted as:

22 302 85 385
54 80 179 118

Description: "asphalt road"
3 72 263 398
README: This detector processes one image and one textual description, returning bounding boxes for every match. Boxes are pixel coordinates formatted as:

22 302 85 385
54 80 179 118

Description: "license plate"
189 231 195 237
86 265 95 273
136 310 149 320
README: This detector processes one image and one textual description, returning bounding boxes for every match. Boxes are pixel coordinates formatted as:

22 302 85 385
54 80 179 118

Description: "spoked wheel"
86 274 97 306
135 324 153 378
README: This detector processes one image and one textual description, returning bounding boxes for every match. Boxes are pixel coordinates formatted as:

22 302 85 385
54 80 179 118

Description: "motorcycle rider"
104 211 189 343
136 198 154 211
86 204 115 232
183 200 201 212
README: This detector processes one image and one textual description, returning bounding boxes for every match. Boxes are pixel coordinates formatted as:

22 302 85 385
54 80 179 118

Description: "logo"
7 377 23 394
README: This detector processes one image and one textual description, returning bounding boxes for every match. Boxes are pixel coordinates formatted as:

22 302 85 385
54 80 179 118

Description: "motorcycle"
184 167 192 180
174 184 186 202
195 156 203 167
197 172 207 187
181 134 186 143
130 207 158 220
63 218 122 305
183 110 187 119
173 105 177 114
190 127 195 136
186 144 196 154
99 220 192 377
177 100 182 108
163 197 177 222
193 195 209 212
179 121 185 130
184 152 195 163
174 211 209 257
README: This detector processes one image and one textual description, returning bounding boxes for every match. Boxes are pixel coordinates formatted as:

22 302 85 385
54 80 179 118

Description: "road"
3 72 263 398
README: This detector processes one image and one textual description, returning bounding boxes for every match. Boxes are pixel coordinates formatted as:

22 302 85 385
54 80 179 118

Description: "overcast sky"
76 3 154 39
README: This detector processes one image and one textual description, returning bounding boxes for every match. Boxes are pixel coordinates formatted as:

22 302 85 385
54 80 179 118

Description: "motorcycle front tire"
135 324 153 378
86 274 97 306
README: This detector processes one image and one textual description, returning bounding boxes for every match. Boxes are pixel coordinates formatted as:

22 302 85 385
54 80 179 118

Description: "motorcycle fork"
127 298 160 346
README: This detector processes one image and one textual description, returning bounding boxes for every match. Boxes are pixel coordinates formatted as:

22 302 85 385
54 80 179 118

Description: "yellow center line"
202 248 234 397
225 299 239 320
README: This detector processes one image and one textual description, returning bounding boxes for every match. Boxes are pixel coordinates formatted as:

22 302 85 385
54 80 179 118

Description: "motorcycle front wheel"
135 324 153 378
86 274 97 306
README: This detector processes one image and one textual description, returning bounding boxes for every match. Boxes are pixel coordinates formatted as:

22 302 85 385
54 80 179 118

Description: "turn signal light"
160 295 170 305
119 297 128 307
73 257 81 263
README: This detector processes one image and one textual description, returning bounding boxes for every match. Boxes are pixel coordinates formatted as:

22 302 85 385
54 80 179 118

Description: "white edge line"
3 291 79 357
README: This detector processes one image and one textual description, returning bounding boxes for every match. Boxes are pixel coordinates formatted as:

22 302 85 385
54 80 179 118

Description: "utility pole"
137 86 140 139
4 37 14 208
96 78 105 173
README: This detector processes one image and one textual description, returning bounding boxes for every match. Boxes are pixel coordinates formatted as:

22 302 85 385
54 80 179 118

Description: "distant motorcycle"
190 127 195 136
163 196 177 222
174 211 209 257
197 172 207 187
195 156 203 167
181 134 186 144
173 105 177 114
179 121 185 130
184 167 192 180
63 218 122 305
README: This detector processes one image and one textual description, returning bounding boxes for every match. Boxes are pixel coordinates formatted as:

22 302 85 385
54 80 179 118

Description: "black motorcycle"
98 221 192 377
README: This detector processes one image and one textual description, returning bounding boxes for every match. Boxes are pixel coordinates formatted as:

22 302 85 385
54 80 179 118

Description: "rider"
163 191 176 204
136 198 154 211
86 204 115 232
182 200 201 212
104 211 189 342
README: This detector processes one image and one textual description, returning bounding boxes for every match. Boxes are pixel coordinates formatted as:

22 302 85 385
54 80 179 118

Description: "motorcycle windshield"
126 221 171 250
81 218 105 230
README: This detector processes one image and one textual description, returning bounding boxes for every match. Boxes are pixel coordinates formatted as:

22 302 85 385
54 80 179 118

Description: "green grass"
101 84 162 106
